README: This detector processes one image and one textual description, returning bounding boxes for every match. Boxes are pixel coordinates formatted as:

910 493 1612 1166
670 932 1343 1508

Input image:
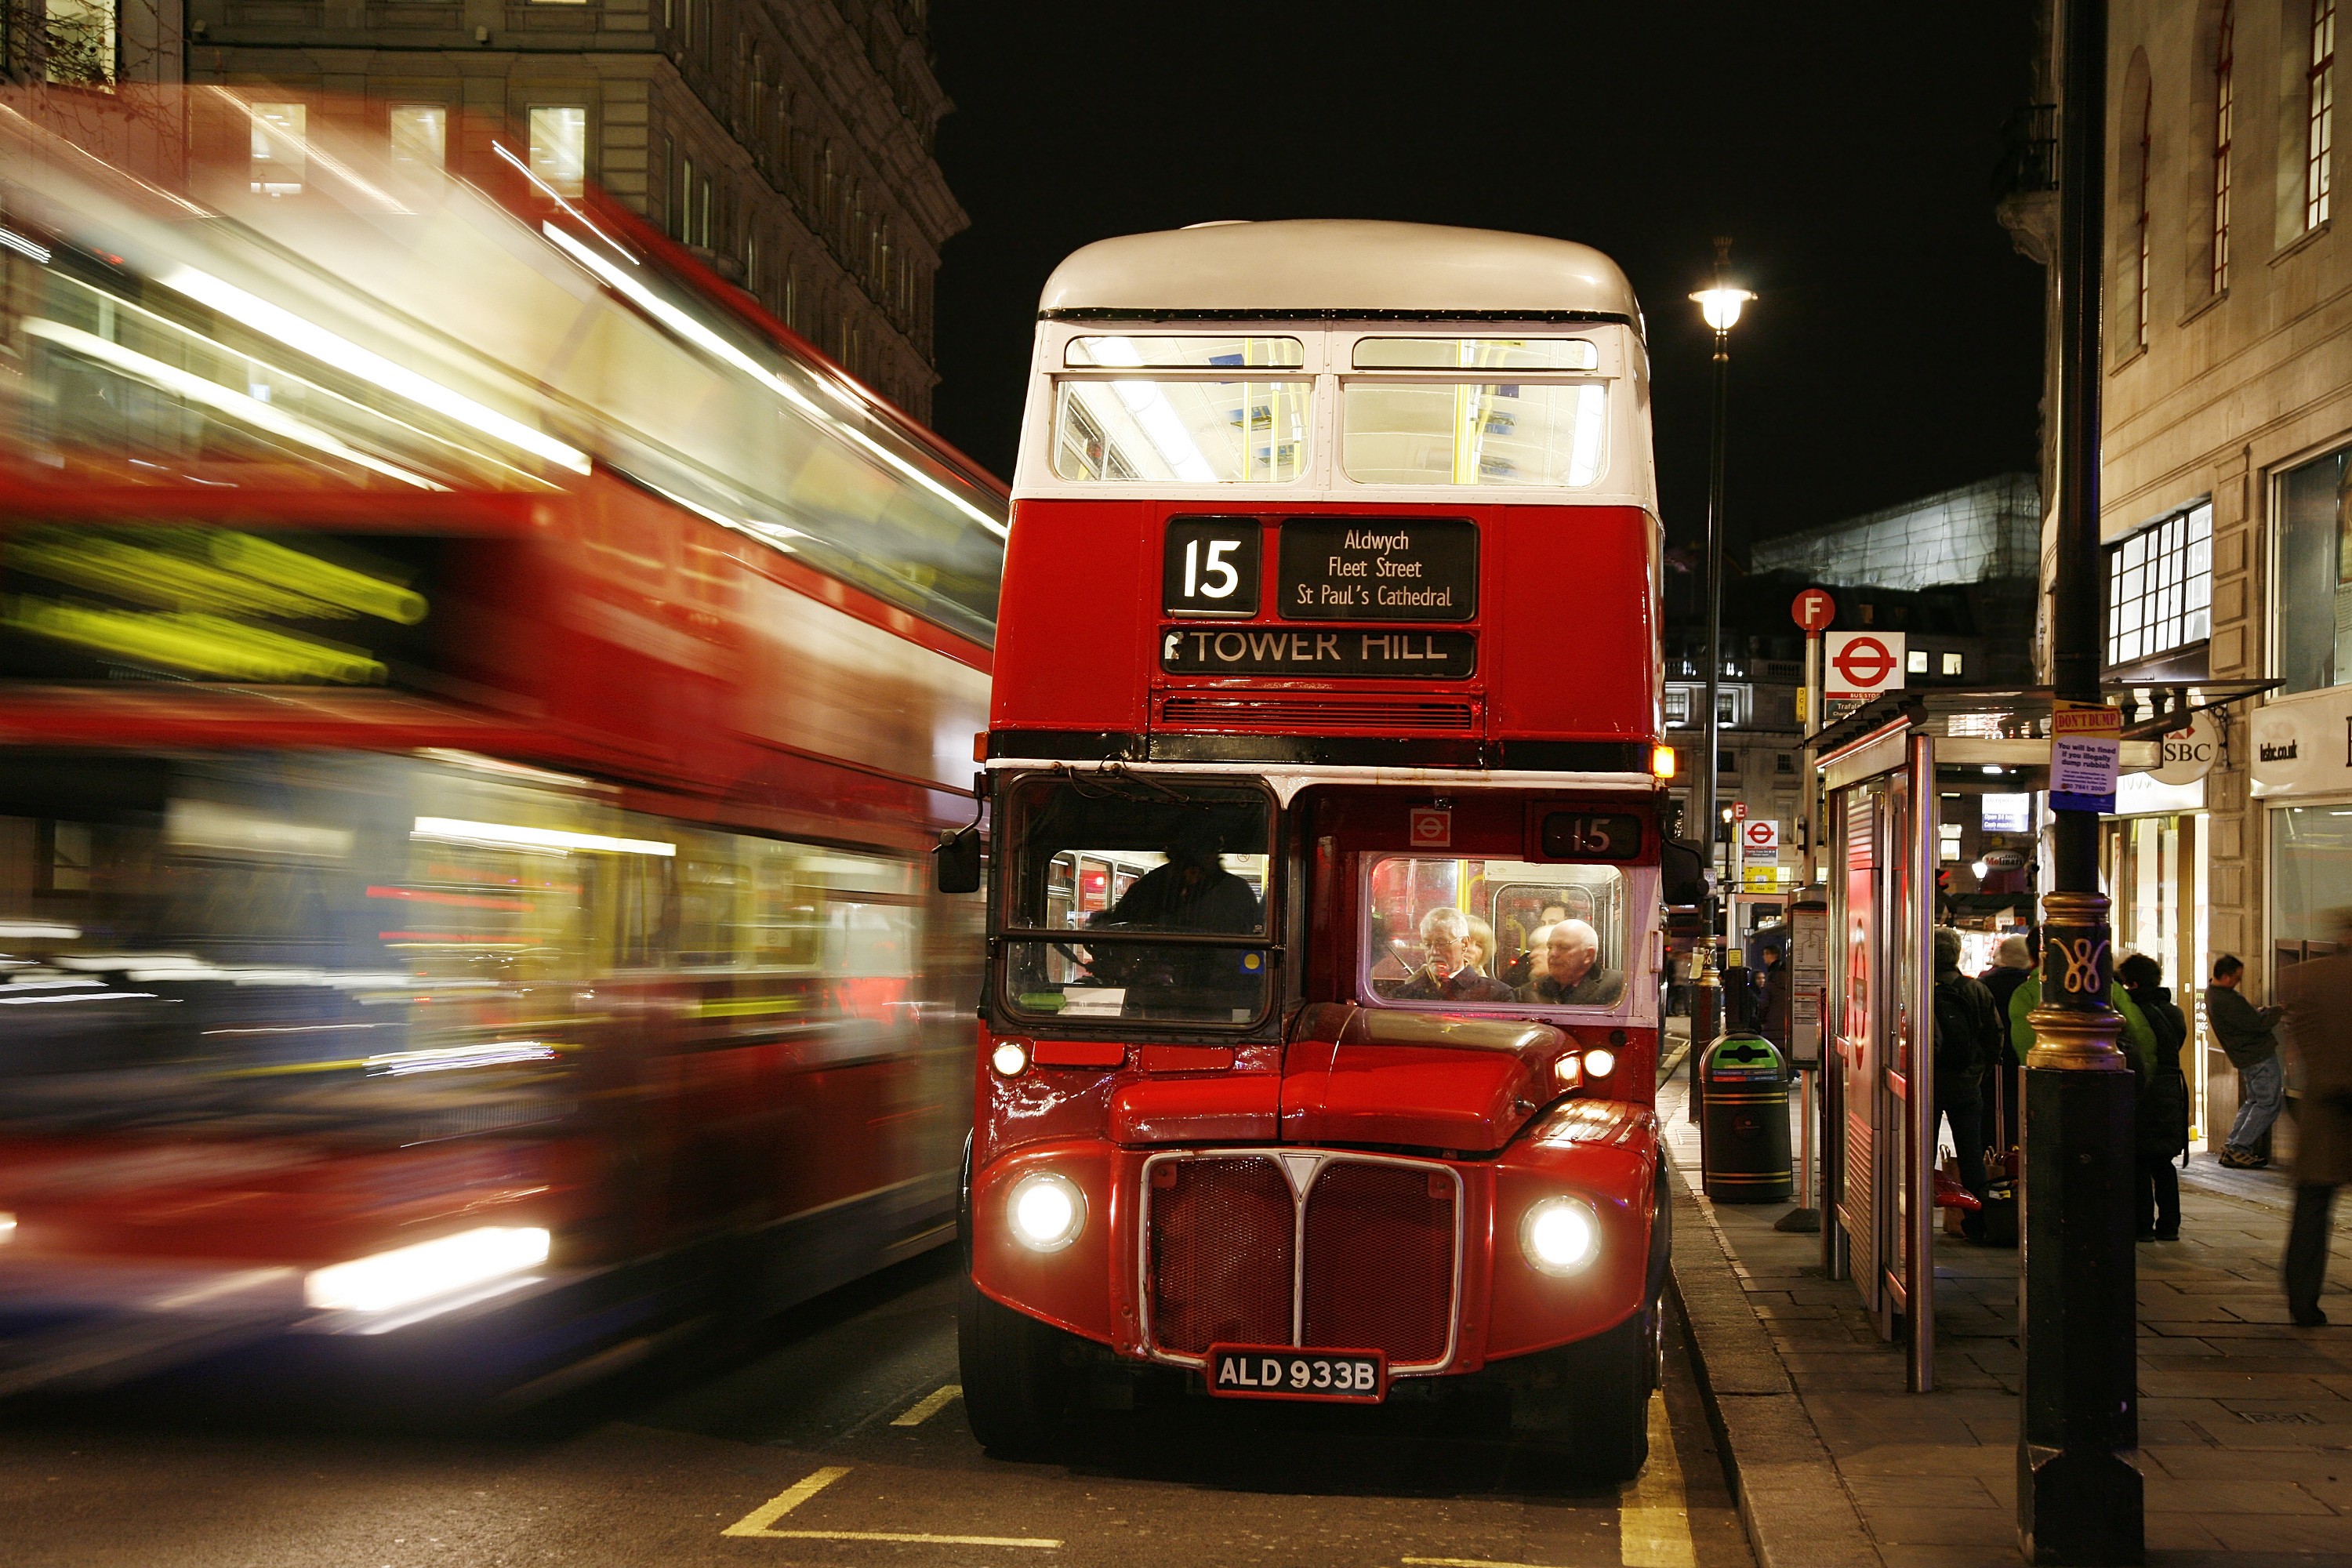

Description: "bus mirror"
935 826 982 895
1660 837 1710 907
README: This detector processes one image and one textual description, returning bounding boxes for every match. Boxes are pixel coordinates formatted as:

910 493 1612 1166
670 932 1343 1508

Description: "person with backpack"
1933 927 2002 1237
2118 953 2190 1240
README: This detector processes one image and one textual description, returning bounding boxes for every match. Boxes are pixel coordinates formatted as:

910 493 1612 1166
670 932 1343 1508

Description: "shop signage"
2049 699 2122 814
1276 518 1476 622
1824 631 1906 700
2149 711 2219 786
2251 686 2352 798
1160 626 1475 679
1983 849 2027 871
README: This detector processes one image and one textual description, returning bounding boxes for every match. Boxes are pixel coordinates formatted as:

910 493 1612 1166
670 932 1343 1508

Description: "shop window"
2274 804 2352 965
1982 793 2032 833
2105 501 2213 670
2275 448 2352 694
1941 652 1965 677
1939 823 1965 865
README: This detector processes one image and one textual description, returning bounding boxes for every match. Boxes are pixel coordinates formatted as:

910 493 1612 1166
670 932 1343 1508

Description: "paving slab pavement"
1658 1059 2352 1567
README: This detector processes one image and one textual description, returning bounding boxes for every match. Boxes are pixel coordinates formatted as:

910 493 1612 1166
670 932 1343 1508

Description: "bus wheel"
1512 1313 1650 1483
957 1272 1069 1456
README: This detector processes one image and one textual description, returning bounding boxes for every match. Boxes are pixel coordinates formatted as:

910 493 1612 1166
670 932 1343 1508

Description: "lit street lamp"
1689 241 1751 1044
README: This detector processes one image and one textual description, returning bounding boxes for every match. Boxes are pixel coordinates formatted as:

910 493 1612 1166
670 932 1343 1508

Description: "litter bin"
1700 1031 1792 1203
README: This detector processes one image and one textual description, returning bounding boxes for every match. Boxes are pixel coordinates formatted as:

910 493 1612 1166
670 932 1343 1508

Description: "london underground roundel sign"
1824 631 1906 700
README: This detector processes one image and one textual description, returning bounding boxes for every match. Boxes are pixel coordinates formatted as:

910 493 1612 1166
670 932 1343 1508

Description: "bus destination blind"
1275 518 1475 622
1161 626 1475 679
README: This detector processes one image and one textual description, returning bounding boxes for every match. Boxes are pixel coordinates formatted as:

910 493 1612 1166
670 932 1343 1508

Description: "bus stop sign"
1824 631 1906 700
1791 588 1835 633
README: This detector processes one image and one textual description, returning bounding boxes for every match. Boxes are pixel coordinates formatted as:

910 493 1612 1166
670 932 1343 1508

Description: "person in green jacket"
2007 966 2156 1070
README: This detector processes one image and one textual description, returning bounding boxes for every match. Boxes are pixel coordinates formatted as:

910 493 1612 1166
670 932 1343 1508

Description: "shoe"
2136 1230 2156 1243
2154 1230 2180 1241
2292 1305 2329 1327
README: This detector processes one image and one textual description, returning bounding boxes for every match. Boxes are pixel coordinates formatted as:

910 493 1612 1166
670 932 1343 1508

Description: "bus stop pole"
1910 731 1937 1392
2019 0 2143 1559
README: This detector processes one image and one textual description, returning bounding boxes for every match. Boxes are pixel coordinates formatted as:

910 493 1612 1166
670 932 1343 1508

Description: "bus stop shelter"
1807 684 2259 1391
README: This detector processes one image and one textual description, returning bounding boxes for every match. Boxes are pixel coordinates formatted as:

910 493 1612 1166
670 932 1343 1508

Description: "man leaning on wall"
2209 953 2287 1170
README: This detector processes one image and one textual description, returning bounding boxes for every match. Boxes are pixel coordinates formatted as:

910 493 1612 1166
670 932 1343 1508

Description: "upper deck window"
1341 381 1606 488
1065 335 1304 369
1352 337 1599 372
1051 378 1312 485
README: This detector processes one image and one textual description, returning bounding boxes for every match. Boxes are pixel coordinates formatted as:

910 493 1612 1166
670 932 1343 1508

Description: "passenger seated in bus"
1501 899 1570 987
1465 915 1500 978
1390 907 1518 1004
1519 919 1626 1007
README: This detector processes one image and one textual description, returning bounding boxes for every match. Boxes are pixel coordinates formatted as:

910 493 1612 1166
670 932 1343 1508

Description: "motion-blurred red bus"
0 92 1001 1404
949 220 1691 1478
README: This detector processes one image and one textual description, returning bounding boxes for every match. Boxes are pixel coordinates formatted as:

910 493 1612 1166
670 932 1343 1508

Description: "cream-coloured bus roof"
1038 220 1640 323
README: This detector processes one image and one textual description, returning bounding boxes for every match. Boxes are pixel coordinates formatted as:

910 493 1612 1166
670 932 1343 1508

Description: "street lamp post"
1691 244 1753 1047
2019 0 2142 1561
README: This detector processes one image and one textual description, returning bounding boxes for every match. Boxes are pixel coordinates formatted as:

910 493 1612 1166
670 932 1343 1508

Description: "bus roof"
1037 220 1641 324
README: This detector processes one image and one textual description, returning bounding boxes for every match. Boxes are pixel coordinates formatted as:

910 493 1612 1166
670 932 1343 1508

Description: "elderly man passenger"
1519 918 1627 1006
1393 906 1518 1003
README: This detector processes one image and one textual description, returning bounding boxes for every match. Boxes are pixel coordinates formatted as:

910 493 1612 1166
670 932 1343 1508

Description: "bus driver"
1519 919 1626 1007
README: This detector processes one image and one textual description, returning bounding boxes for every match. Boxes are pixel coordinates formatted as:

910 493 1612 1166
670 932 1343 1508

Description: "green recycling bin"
1700 1031 1792 1203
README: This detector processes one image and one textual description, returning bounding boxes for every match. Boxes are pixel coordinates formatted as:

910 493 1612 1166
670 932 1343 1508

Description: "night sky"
927 2 2045 553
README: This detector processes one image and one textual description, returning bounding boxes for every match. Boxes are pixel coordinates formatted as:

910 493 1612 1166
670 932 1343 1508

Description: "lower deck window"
1366 855 1628 1010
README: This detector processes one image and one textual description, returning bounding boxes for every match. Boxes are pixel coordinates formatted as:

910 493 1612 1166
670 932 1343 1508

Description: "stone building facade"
181 0 965 419
2001 0 2350 1147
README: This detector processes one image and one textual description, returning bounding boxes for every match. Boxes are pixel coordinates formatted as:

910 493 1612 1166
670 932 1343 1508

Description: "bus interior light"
410 817 677 857
1519 1196 1601 1276
1005 1171 1085 1253
0 1212 15 1244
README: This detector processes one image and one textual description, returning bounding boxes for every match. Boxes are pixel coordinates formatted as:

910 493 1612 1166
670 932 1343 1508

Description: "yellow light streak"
2 596 388 683
208 532 426 623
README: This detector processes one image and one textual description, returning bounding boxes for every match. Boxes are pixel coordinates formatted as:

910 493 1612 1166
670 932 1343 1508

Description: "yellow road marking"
720 1465 1059 1548
1403 1559 1566 1567
1617 1388 1697 1568
757 1530 1060 1548
890 1383 964 1426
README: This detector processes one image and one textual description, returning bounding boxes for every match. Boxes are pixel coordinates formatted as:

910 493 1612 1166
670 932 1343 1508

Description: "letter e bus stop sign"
1824 631 1906 702
1409 807 1450 848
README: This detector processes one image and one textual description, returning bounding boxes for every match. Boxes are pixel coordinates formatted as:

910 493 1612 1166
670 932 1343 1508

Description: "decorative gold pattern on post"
2027 889 2128 1071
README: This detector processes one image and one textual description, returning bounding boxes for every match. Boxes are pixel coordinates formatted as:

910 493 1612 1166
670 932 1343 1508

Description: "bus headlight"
1581 1047 1617 1080
1005 1171 1086 1253
1519 1196 1601 1276
990 1039 1031 1077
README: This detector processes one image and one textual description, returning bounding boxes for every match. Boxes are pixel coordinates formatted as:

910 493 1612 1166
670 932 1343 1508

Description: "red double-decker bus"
949 220 1688 1477
0 94 1004 1402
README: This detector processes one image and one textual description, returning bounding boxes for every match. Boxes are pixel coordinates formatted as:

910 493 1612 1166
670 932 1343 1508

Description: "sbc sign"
1824 631 1906 701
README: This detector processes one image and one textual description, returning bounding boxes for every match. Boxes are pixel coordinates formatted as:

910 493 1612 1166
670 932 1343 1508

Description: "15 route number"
1163 518 1261 618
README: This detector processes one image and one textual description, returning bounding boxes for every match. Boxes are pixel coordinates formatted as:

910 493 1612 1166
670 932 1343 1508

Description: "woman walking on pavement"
2118 953 2190 1241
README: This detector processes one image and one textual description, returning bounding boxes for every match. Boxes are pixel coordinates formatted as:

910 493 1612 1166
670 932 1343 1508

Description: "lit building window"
2312 0 2337 231
1664 688 1691 726
2214 1 2235 291
1941 652 1965 677
2104 502 2213 668
250 103 307 197
1940 823 1965 864
44 0 115 86
1717 691 1737 726
528 106 588 199
1907 648 1930 674
389 104 446 171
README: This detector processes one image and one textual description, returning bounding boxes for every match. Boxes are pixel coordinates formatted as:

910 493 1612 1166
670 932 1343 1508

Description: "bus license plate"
1206 1345 1386 1403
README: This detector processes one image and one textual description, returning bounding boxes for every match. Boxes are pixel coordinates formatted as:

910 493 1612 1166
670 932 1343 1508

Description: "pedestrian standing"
1755 943 1790 1045
2118 953 2189 1241
1933 927 2000 1237
2209 953 2287 1169
1981 933 2034 1148
2274 914 2352 1326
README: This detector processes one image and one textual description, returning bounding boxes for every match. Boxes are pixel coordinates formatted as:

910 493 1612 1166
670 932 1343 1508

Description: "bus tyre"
957 1271 1069 1456
1510 1313 1650 1483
